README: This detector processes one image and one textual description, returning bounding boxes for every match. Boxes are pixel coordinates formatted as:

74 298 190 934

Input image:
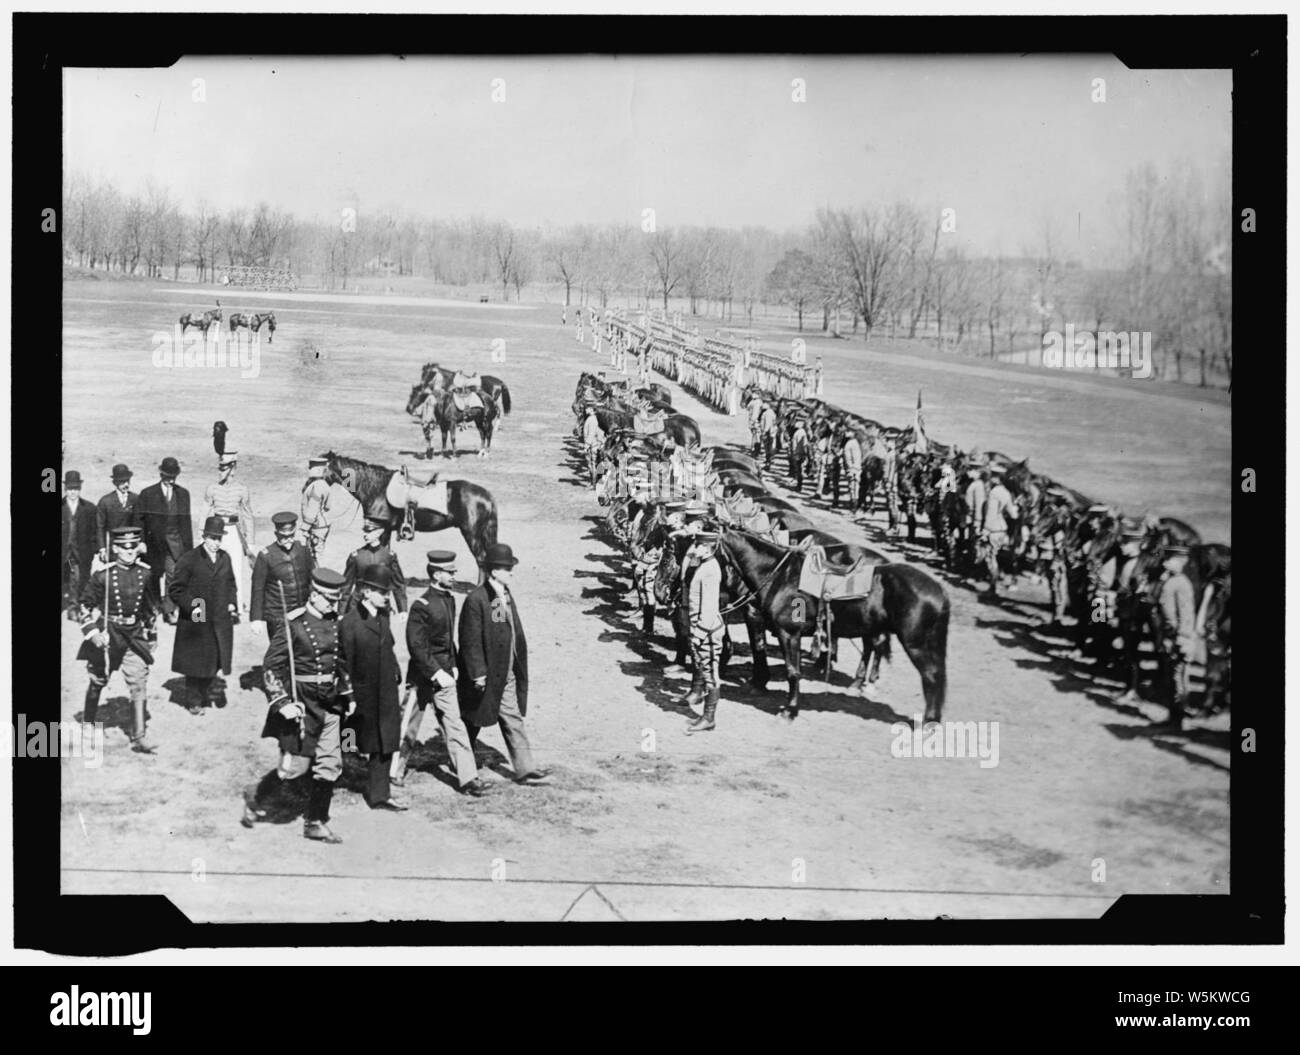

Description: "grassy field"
59 279 1230 922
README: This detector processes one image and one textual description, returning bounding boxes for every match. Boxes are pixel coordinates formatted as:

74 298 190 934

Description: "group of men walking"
65 450 547 844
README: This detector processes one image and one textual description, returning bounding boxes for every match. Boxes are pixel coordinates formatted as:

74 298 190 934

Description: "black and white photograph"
17 12 1282 956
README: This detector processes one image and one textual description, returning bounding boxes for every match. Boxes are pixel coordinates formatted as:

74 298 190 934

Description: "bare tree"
647 228 685 312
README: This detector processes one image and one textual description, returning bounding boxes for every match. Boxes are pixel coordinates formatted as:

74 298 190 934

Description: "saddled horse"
228 311 276 342
319 451 498 572
408 364 512 419
425 388 500 458
717 527 950 721
180 300 222 337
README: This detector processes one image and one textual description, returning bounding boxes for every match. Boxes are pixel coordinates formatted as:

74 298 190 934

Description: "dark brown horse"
427 389 500 458
319 451 498 573
228 311 276 342
179 300 222 336
716 527 950 721
411 364 512 417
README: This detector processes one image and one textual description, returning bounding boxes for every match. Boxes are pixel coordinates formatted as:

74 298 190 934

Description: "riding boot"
304 780 342 843
686 689 718 733
641 608 656 636
680 671 706 709
129 691 156 753
82 683 103 725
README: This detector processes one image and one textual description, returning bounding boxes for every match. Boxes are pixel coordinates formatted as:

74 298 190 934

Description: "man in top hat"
250 512 316 644
339 563 408 811
138 456 194 624
458 543 548 784
980 464 1019 597
301 455 333 563
244 567 355 844
394 550 487 795
205 451 255 615
62 470 99 618
96 463 141 542
169 516 239 714
343 516 408 617
1154 544 1198 729
582 405 605 487
77 525 160 753
680 527 725 733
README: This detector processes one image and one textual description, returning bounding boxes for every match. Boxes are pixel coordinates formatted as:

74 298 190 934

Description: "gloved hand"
473 676 487 689
90 630 110 650
433 668 455 690
250 620 267 638
279 701 305 721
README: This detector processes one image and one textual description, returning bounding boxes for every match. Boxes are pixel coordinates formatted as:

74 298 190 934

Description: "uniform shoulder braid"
287 607 308 621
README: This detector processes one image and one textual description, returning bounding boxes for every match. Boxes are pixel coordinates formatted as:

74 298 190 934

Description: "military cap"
1086 503 1111 515
426 549 457 570
271 512 298 531
1119 519 1147 539
158 456 181 477
357 563 393 591
682 500 711 518
63 470 83 488
311 568 345 597
111 526 143 545
110 463 133 482
201 516 226 538
988 464 1007 476
692 529 720 543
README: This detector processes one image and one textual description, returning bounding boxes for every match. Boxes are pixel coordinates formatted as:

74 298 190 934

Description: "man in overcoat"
62 470 99 617
339 562 407 810
137 456 194 624
168 516 238 713
458 543 548 785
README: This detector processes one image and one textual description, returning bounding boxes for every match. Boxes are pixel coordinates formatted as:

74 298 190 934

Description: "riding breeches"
689 623 724 690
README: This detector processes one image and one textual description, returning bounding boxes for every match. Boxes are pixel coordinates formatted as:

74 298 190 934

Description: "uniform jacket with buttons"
251 540 315 624
406 585 458 688
261 606 354 756
75 558 160 663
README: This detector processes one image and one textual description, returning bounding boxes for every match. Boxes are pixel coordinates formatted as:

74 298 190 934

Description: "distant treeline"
63 160 1230 387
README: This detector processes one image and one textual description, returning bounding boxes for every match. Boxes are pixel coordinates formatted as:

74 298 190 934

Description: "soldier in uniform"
582 405 605 488
169 516 238 714
137 456 193 625
300 455 333 563
250 511 316 643
1155 544 1198 729
980 465 1019 597
204 450 255 615
681 528 724 733
96 463 141 541
242 568 355 843
342 516 408 616
759 400 778 469
839 427 863 512
394 550 487 795
62 470 98 618
77 525 159 753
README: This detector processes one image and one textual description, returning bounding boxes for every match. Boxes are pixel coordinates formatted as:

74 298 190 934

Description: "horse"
228 311 276 342
716 527 950 721
426 388 500 458
180 300 222 337
319 451 498 572
408 365 513 418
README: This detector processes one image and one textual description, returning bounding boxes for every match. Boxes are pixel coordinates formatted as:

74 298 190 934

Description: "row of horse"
742 385 1231 715
405 362 514 458
572 371 951 722
178 300 277 341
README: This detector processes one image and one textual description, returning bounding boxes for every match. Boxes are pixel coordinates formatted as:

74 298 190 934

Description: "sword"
278 581 304 741
391 684 418 780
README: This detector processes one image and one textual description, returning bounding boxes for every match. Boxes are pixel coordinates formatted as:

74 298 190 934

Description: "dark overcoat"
457 582 529 726
61 498 100 578
137 481 194 566
339 603 403 754
168 545 237 676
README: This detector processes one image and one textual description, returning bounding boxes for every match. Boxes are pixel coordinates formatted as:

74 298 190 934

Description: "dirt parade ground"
59 279 1231 923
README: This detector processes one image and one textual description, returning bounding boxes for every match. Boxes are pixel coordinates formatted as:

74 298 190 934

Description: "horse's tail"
499 384 511 416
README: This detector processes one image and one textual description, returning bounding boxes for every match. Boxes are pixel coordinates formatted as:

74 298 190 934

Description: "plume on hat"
213 421 229 457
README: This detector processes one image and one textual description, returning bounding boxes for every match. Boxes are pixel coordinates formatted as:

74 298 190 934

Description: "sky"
64 55 1230 256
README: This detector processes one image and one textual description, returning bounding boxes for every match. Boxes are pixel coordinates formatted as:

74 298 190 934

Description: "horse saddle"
385 470 449 518
633 410 667 434
452 370 481 391
798 544 876 601
452 391 484 412
720 495 771 535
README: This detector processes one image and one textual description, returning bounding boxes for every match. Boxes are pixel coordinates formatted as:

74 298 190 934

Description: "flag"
913 390 929 453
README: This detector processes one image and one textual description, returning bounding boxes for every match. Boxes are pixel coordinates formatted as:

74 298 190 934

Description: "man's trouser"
689 622 724 692
466 671 535 780
85 640 151 743
305 524 330 564
217 522 251 612
250 711 343 822
982 531 1009 587
585 445 600 485
394 680 478 787
64 558 83 614
154 551 180 620
840 469 861 509
1157 645 1190 722
763 432 775 466
1046 556 1068 621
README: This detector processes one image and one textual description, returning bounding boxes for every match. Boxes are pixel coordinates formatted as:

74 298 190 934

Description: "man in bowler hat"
62 470 98 617
138 456 194 624
458 543 548 785
169 516 239 713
